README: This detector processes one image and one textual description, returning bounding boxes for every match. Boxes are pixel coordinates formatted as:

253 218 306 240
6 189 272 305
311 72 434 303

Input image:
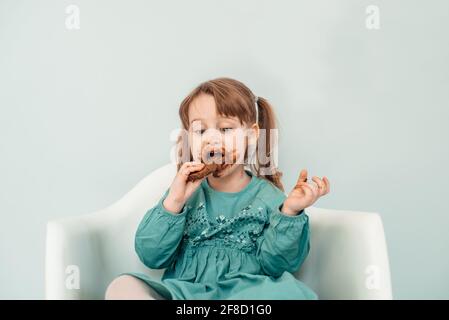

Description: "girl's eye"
192 128 233 135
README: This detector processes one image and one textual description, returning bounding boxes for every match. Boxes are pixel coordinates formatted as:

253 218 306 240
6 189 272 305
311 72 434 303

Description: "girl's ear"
247 123 260 146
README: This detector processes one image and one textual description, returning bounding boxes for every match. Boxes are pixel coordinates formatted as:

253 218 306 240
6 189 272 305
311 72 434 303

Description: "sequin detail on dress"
182 202 268 253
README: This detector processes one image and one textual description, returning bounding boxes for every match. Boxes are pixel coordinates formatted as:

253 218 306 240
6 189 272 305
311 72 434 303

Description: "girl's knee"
105 275 137 300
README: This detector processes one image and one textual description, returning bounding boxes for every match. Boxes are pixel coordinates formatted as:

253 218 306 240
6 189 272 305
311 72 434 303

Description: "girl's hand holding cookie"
281 169 330 216
163 162 206 214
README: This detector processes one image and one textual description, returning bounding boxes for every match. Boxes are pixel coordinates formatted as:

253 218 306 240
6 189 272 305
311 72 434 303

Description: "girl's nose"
202 128 222 145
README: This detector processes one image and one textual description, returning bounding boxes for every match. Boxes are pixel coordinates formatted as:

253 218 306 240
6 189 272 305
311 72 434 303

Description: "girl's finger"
304 181 320 199
183 163 205 175
297 182 315 199
294 180 308 191
294 174 309 189
308 183 319 199
322 176 330 194
296 169 308 184
188 163 205 170
191 163 206 170
180 164 198 177
180 162 200 173
182 161 203 168
312 176 326 196
187 176 205 187
180 162 191 170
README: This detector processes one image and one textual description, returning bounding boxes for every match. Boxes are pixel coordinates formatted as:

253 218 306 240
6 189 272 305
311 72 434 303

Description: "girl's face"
187 94 258 178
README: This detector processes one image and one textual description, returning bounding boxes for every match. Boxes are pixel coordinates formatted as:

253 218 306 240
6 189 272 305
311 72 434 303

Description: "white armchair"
45 163 393 299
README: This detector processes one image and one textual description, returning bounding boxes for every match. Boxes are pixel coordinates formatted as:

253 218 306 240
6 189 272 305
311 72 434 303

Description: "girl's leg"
105 275 166 300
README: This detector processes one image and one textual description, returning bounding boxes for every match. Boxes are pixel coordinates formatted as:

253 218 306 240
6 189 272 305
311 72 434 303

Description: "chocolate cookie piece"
187 163 220 182
186 149 236 182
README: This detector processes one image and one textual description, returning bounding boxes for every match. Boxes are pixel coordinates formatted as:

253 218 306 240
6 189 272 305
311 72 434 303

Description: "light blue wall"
0 0 448 299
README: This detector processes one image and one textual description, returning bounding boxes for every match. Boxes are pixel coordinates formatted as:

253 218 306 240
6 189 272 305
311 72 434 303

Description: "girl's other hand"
163 162 206 213
281 169 330 216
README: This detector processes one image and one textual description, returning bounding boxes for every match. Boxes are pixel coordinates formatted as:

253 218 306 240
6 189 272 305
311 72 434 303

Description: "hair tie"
254 96 259 124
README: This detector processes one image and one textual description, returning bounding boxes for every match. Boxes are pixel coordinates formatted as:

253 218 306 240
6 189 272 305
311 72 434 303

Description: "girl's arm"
255 205 310 277
134 189 188 269
256 169 329 277
135 162 207 269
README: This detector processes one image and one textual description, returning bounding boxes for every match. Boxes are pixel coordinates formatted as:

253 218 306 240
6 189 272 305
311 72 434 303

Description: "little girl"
105 77 330 300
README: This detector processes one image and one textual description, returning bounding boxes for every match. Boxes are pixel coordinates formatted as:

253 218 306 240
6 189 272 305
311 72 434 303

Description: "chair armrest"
45 164 176 299
45 211 111 299
296 207 393 299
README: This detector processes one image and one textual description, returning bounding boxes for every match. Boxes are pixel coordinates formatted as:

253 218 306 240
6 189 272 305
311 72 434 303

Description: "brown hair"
176 77 284 192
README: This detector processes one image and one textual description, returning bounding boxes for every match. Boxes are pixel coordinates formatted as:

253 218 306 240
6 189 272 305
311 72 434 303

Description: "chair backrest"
46 163 392 299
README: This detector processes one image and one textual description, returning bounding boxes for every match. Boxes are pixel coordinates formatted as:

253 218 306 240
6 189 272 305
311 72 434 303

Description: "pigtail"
249 96 285 192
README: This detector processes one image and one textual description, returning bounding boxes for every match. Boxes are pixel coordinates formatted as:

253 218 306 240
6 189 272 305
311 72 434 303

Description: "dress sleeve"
134 189 189 269
255 194 311 277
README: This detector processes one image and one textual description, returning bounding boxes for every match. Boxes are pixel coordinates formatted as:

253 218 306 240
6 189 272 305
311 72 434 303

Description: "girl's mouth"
204 148 226 164
208 150 223 159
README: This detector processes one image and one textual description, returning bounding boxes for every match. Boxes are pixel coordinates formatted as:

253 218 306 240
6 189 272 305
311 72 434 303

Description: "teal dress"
124 170 318 300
